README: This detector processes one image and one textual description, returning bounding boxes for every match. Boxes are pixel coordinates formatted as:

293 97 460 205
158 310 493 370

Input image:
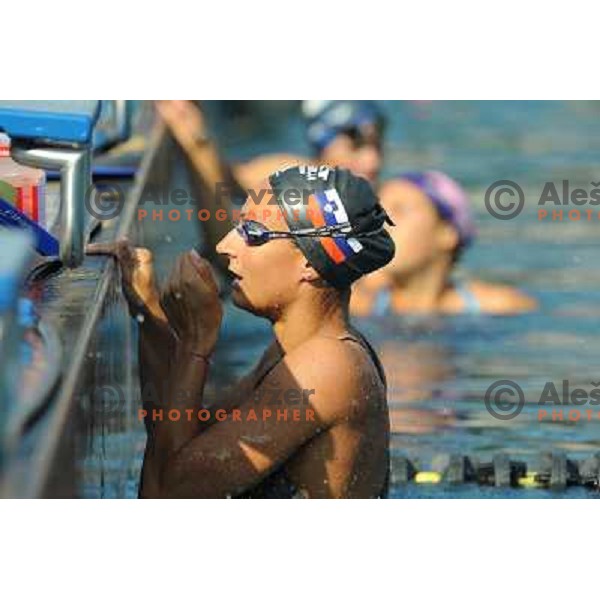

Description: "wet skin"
86 187 389 498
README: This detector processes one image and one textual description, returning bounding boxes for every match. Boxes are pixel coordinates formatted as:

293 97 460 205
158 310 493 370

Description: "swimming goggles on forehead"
235 219 354 246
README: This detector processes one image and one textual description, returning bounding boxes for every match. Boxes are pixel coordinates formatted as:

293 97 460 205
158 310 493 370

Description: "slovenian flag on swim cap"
307 189 363 264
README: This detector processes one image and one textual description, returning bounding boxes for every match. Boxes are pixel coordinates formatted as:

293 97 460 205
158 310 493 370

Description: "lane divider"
391 452 600 490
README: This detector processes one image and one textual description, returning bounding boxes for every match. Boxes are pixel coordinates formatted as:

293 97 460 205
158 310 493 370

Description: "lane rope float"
391 452 600 490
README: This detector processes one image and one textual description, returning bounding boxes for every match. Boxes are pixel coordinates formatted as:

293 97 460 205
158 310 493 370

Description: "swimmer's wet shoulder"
243 331 389 499
158 333 388 499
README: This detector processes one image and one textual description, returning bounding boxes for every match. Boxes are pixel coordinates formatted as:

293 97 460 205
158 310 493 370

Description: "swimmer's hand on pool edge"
159 249 223 358
86 240 167 325
86 241 223 356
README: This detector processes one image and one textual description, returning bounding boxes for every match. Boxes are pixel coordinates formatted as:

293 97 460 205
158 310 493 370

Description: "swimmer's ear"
299 261 321 284
438 222 460 253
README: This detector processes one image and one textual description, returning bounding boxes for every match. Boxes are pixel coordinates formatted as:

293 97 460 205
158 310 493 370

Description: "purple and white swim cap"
398 171 476 248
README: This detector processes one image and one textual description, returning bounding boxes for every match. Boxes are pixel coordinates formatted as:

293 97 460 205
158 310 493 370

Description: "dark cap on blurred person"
302 101 385 153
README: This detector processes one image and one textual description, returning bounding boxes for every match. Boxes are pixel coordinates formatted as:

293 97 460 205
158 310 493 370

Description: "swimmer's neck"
271 292 349 354
387 262 455 313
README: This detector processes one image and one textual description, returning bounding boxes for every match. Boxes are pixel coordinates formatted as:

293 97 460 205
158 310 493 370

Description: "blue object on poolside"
0 228 33 309
93 101 136 150
0 101 101 144
0 197 59 256
0 101 103 268
0 274 16 312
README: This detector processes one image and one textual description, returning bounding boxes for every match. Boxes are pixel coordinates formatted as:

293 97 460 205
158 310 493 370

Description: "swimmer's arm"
156 101 309 191
139 250 223 498
139 343 212 498
156 100 231 192
138 317 176 434
151 338 357 498
86 241 176 436
206 340 283 413
156 101 243 268
156 102 311 270
156 105 304 267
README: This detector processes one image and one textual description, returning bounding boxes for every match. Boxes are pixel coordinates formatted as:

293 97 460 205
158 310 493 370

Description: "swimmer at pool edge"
87 165 395 498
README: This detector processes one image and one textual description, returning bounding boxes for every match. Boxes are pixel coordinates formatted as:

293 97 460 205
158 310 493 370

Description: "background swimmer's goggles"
236 218 390 247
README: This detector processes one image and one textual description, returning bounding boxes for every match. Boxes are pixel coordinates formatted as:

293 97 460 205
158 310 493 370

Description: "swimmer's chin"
230 286 256 312
230 287 273 319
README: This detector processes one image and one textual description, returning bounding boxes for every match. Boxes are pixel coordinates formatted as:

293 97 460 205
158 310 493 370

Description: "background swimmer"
301 100 385 185
156 100 385 188
87 166 395 498
351 171 538 316
155 100 386 268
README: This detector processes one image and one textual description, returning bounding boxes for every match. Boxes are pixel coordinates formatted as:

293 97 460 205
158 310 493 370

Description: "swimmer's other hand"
159 249 223 357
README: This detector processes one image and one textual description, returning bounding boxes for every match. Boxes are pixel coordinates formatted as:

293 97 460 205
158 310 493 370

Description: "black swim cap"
268 165 395 289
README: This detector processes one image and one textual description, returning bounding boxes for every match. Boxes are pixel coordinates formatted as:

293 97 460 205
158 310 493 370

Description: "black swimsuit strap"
334 328 390 499
335 327 387 390
250 341 284 390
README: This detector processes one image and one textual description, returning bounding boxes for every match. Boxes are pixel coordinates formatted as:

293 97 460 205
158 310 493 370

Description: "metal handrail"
11 145 91 268
113 100 131 142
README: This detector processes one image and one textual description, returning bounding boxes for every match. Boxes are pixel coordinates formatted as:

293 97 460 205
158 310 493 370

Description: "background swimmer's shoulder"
463 280 538 315
233 153 313 189
350 272 390 317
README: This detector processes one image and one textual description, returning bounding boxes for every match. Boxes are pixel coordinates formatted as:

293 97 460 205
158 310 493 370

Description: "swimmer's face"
320 124 382 185
379 180 459 278
216 181 310 316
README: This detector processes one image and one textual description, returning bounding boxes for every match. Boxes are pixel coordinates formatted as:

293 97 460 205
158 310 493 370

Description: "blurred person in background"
156 99 384 187
156 103 535 315
301 100 384 185
351 171 538 316
155 100 385 267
